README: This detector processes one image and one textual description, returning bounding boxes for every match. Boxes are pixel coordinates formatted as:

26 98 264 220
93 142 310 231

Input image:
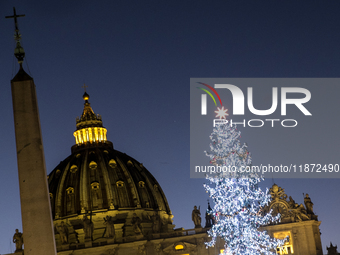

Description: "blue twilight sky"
0 1 340 254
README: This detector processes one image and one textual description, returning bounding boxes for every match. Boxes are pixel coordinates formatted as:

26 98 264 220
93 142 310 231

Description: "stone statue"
192 205 202 228
138 244 146 255
151 212 161 233
103 216 115 238
290 203 303 222
290 203 309 222
154 243 162 253
304 193 314 215
131 213 142 235
288 196 295 208
82 215 94 240
56 221 69 244
269 184 287 201
13 229 23 252
109 202 115 210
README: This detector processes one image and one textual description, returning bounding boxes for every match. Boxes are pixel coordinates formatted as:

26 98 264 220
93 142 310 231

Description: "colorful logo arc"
196 82 223 107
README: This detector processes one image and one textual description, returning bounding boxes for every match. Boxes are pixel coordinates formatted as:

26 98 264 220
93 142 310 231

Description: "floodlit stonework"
263 185 322 255
44 96 323 255
6 9 324 255
6 92 324 255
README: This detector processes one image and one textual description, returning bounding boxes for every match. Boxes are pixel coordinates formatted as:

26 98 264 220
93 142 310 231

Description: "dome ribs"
97 150 113 208
55 160 71 218
116 156 138 208
48 148 172 223
80 151 89 213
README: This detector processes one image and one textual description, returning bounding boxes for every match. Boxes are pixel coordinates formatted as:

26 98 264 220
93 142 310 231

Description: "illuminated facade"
5 8 324 255
262 184 323 255
274 231 294 255
45 93 220 255
5 91 323 255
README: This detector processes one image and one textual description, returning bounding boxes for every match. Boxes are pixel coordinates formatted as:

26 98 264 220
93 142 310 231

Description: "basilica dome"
47 93 172 220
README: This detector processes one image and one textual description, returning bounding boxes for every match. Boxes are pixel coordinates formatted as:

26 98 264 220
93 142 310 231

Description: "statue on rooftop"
13 229 23 252
103 216 115 238
192 205 202 228
82 215 94 240
288 196 295 208
151 212 161 233
131 213 142 235
290 203 309 222
56 221 69 244
269 184 287 201
304 193 314 215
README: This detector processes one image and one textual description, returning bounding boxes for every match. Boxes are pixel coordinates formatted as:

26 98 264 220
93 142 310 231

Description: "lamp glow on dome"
73 91 108 146
73 126 107 145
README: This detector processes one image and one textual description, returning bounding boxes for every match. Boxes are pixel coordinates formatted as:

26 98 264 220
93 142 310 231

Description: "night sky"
1 1 340 254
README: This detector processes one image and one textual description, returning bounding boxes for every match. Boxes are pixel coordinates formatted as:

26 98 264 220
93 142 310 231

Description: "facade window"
91 182 101 209
91 182 100 190
66 187 74 194
70 165 78 173
109 159 117 168
89 161 97 170
175 244 184 250
174 243 189 255
274 231 293 255
66 187 75 214
116 181 124 188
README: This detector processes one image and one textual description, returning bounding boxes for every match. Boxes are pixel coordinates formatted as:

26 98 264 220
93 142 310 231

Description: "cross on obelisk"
5 7 26 64
6 7 57 255
5 7 25 32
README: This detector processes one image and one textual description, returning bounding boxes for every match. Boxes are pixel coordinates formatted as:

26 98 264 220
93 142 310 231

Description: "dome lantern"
73 92 108 146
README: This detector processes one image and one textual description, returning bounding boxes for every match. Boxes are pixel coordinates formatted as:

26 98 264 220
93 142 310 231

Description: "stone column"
11 68 57 255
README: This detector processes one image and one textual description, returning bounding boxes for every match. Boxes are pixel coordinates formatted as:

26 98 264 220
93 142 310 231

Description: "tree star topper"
215 106 228 119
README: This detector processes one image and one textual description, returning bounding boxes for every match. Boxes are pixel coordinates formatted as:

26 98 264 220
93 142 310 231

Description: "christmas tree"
204 122 285 255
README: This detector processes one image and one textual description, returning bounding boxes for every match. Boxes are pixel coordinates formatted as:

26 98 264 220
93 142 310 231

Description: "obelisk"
6 8 57 255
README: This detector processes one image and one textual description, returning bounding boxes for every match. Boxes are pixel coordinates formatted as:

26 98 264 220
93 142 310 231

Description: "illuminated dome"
48 93 172 220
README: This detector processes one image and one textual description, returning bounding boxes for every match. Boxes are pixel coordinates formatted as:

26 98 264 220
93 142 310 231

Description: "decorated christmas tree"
204 120 285 255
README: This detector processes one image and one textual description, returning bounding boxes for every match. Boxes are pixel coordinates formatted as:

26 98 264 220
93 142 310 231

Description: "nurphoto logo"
197 83 312 128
